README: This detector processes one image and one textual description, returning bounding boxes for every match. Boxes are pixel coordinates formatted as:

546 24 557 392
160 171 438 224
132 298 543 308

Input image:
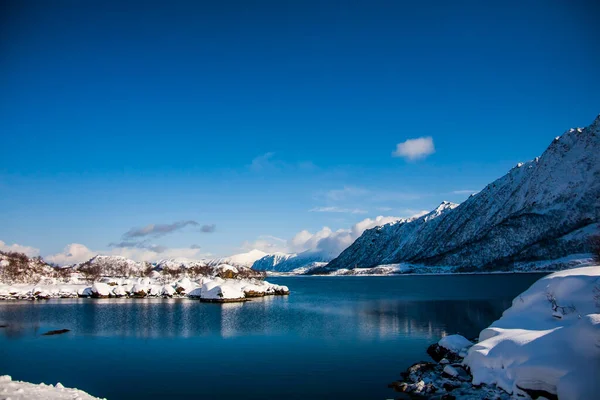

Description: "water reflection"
0 296 510 341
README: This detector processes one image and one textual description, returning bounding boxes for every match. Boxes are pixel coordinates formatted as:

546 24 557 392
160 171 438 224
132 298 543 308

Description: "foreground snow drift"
0 375 103 400
465 266 600 399
0 277 289 302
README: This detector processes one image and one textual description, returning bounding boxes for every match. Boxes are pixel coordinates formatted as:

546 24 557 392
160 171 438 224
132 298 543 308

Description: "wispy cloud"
248 152 317 173
249 152 276 171
309 206 368 214
200 224 216 233
108 241 168 253
122 220 214 239
324 186 369 201
392 137 435 161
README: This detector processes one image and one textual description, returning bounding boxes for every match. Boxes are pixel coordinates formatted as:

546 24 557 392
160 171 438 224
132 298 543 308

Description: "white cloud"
407 210 429 219
0 240 40 258
244 215 403 259
309 206 368 214
45 243 210 266
392 136 435 160
45 243 96 265
241 235 288 253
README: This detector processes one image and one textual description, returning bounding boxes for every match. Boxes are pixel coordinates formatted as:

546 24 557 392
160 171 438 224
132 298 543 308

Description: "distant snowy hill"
325 115 600 272
75 255 148 276
205 249 268 268
252 250 333 272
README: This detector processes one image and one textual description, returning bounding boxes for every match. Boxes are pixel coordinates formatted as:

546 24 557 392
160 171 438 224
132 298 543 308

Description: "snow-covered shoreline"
0 375 104 400
390 266 600 400
0 276 289 302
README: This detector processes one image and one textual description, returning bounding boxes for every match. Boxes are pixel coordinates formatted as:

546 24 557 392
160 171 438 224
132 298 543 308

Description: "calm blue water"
0 274 544 399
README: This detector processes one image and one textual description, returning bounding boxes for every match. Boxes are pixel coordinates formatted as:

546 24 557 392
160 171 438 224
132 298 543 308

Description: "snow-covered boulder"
131 283 149 297
161 284 176 297
77 287 93 297
438 334 473 353
200 279 245 302
465 266 600 399
175 277 194 294
112 285 127 297
91 282 112 298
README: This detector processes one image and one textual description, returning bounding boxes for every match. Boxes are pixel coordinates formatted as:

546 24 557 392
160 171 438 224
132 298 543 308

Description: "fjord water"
0 274 544 399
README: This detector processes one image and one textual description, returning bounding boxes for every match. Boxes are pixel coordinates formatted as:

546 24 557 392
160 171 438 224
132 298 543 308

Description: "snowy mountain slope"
326 115 600 271
205 249 268 268
252 250 333 272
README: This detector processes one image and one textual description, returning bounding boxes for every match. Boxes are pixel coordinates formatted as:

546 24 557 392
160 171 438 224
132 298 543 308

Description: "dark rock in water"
442 382 459 392
427 343 447 362
402 361 436 380
0 324 7 328
516 385 559 400
427 343 462 363
42 329 70 336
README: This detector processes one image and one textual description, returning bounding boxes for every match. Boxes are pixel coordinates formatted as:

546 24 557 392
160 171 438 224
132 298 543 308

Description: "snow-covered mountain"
205 249 268 268
252 250 333 272
325 115 600 272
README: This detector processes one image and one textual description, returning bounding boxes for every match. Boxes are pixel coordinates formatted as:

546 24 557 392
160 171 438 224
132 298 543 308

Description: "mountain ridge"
324 115 600 272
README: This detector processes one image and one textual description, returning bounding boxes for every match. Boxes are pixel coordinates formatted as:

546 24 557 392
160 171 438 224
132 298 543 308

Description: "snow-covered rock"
464 266 600 399
327 115 600 272
0 375 104 400
438 334 473 354
91 282 112 297
200 279 246 301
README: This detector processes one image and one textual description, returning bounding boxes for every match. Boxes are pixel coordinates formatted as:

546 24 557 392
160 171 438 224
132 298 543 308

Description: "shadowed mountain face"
326 116 600 272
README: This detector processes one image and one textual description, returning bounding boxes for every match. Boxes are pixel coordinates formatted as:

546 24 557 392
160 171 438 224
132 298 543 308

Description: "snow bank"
464 266 600 399
0 375 104 400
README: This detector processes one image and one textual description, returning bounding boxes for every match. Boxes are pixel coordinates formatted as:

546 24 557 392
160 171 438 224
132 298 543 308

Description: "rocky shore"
388 335 510 400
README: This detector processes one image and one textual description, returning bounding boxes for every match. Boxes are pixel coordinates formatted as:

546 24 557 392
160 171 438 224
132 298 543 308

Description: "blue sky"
1 0 599 263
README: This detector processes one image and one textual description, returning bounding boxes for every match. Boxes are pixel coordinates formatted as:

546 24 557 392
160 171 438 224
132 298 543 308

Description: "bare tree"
79 263 103 283
162 267 181 282
54 267 72 282
0 251 29 283
187 265 213 279
141 262 154 278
